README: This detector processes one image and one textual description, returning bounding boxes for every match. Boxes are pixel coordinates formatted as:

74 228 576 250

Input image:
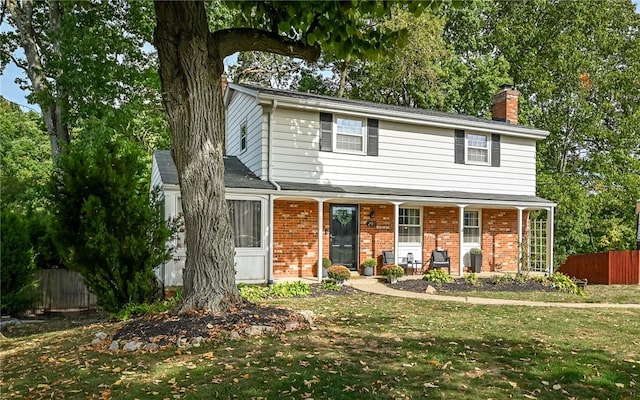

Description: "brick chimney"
491 84 519 125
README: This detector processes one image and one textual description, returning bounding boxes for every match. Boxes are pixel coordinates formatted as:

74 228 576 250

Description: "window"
228 200 261 248
399 208 422 244
320 113 379 156
335 117 365 153
240 123 247 152
463 210 480 244
454 130 500 167
466 133 489 164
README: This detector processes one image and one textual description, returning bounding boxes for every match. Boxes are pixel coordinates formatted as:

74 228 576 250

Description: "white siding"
150 156 163 191
269 108 538 196
226 90 267 178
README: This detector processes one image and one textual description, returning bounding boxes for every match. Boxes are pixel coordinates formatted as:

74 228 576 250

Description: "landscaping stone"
425 285 437 294
285 321 299 330
177 337 188 347
91 338 102 345
95 332 108 340
108 341 120 351
191 336 203 347
123 341 142 352
144 343 159 351
245 325 275 336
299 310 314 326
229 331 241 340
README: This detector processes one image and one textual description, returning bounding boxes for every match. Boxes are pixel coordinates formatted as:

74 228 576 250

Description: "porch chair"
430 249 451 274
382 251 395 265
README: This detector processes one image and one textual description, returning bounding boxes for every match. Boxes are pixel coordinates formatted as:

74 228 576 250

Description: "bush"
327 265 351 281
1 209 39 315
322 258 332 269
239 281 312 302
463 272 479 286
114 290 182 320
424 268 454 285
361 258 377 268
549 272 585 295
381 264 404 278
321 281 341 291
50 125 171 313
470 247 483 255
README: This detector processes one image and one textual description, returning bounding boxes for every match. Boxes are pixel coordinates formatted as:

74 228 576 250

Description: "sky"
2 2 640 113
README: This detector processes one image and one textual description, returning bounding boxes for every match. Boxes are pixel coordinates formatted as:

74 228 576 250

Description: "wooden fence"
36 269 97 312
558 250 640 285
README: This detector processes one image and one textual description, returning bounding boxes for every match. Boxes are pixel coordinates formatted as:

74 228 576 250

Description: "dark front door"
330 204 359 271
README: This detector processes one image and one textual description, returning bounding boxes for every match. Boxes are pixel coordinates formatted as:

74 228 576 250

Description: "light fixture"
369 211 375 218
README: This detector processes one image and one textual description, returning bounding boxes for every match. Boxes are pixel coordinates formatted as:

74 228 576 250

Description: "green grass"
2 293 640 399
430 284 640 304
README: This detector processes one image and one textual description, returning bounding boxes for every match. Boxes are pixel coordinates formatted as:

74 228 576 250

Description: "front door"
330 204 359 271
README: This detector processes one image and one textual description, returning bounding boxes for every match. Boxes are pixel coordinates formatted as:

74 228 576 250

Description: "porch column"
546 206 555 275
393 202 401 265
458 204 467 276
317 199 324 283
268 194 275 284
517 207 525 273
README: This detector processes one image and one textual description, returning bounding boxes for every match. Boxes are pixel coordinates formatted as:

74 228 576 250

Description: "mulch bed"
387 277 557 293
113 284 357 346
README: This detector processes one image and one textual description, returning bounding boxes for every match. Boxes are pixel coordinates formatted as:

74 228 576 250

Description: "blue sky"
2 2 640 112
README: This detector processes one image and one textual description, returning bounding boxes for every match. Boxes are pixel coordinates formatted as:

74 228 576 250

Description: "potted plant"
327 265 351 285
361 257 377 276
381 264 404 284
470 248 483 273
321 258 332 278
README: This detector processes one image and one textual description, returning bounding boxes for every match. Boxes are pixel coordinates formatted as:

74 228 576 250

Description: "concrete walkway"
348 277 640 309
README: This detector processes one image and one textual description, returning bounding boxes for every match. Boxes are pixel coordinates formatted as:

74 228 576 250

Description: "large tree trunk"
154 1 240 313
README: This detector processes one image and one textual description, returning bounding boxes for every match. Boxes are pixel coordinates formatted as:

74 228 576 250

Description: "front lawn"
2 292 639 399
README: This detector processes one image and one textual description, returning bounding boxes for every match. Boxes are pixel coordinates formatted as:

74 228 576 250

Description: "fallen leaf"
552 384 561 390
508 381 518 388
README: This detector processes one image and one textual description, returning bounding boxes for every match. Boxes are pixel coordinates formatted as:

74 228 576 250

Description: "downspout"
267 100 280 284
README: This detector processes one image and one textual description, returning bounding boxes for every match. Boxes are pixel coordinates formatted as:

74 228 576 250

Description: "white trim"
517 207 524 273
462 209 482 246
458 205 466 276
465 132 491 166
317 200 324 283
333 115 367 155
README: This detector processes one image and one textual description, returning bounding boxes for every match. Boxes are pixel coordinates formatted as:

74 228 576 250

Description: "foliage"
50 122 171 313
114 290 182 321
361 258 378 268
381 264 405 279
321 281 341 291
322 258 332 269
238 281 312 302
424 268 454 284
470 247 483 255
549 272 586 296
0 209 39 315
327 265 352 282
463 272 479 286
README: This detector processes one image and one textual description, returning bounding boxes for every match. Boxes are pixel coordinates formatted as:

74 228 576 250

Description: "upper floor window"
240 123 247 152
455 130 501 167
399 208 422 244
466 133 490 164
320 112 379 156
335 117 365 154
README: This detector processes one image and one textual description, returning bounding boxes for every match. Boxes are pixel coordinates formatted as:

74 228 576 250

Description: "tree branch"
212 28 320 63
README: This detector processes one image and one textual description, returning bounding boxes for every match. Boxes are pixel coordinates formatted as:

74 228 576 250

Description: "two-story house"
151 83 555 286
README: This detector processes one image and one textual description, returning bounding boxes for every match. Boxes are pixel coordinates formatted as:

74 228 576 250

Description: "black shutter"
320 112 333 152
454 129 465 164
367 118 379 156
491 134 501 167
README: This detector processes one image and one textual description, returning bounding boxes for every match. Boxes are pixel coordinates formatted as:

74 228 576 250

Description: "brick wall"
482 209 529 272
273 200 528 277
359 204 395 274
273 200 319 277
423 207 461 268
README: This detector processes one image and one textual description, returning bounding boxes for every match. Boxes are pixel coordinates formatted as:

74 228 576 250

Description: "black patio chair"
430 249 451 274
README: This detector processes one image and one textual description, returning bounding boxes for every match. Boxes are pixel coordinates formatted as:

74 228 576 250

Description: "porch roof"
274 181 554 208
153 150 273 190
